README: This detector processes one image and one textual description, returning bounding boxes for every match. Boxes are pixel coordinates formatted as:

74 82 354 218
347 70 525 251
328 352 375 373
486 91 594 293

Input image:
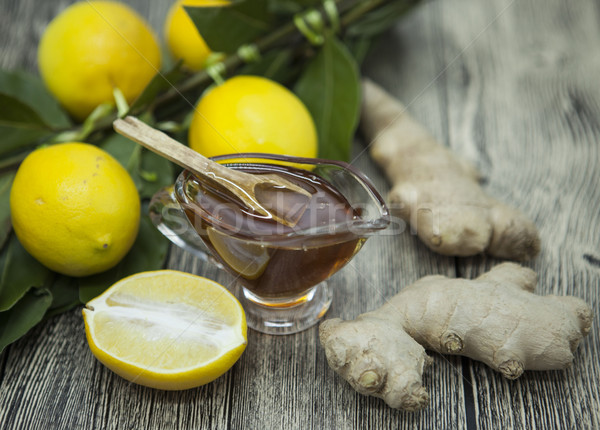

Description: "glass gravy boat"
149 153 390 335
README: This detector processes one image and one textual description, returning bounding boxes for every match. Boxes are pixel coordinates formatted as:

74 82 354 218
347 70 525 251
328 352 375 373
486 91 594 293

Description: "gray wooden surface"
1 0 599 429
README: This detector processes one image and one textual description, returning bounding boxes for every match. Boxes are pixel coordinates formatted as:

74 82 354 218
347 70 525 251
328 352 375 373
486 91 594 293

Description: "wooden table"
1 0 599 428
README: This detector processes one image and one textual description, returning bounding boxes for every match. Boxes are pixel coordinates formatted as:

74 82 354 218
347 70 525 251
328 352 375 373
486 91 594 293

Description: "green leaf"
98 131 138 165
0 125 51 157
186 0 275 53
0 287 52 353
98 132 143 191
139 148 175 199
344 36 373 65
239 48 299 84
78 212 169 303
129 64 185 113
0 69 71 129
0 172 15 249
0 93 50 128
43 275 81 319
0 93 55 156
0 234 51 311
346 0 421 38
99 132 175 199
294 34 361 161
267 0 321 15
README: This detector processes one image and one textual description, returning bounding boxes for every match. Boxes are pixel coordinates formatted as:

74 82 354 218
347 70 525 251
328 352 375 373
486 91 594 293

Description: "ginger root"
319 263 592 411
360 79 541 260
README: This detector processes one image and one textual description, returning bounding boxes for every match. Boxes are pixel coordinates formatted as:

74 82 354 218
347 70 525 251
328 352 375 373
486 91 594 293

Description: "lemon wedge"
207 227 270 280
83 270 247 390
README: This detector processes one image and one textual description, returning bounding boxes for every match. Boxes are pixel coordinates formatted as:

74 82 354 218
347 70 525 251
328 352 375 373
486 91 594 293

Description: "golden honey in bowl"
150 152 390 334
181 164 366 300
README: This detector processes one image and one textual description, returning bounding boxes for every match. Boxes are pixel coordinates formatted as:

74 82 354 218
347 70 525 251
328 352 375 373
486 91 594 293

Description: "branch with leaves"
0 0 422 352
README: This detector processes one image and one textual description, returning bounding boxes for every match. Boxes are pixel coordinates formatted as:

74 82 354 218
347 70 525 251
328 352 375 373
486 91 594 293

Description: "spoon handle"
113 116 311 227
113 116 237 181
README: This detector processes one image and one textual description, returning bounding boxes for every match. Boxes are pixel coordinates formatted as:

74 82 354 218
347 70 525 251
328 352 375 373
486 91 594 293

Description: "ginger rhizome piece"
319 263 592 411
360 79 541 260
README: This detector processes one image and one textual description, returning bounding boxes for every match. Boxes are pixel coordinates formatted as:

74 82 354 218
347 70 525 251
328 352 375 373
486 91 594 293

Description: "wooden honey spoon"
113 116 312 227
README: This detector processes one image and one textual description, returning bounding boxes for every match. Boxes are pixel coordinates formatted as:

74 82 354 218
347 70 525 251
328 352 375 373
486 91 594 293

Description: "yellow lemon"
164 0 228 71
189 75 318 158
10 143 140 277
83 270 247 390
38 1 161 121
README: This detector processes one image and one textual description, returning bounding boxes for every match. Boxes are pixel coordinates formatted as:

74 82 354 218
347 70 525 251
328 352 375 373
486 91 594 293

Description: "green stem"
341 0 387 26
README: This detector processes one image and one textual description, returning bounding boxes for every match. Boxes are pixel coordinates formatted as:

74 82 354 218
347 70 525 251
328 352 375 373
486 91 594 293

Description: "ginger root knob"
361 79 541 260
320 263 592 411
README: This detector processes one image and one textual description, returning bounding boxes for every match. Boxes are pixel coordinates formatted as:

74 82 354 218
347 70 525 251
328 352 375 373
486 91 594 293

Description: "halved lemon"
83 270 247 390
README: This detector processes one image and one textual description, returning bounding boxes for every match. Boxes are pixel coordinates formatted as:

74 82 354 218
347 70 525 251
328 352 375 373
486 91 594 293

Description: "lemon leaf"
99 132 175 199
0 287 52 353
0 171 15 249
343 36 373 66
343 0 423 65
0 94 50 129
129 64 184 114
98 134 141 189
0 127 52 158
345 0 421 38
294 33 360 161
0 94 55 157
98 133 139 167
186 0 275 54
78 213 169 303
139 149 175 199
239 48 297 83
0 234 51 312
43 275 81 319
267 0 321 16
0 69 71 129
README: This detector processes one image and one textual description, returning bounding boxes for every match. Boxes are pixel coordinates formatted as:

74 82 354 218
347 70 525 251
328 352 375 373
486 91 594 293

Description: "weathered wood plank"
323 2 468 428
0 0 467 428
365 0 600 428
436 0 600 428
1 0 599 428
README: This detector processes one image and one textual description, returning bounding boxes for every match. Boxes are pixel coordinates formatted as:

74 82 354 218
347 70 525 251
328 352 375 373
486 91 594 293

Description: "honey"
182 164 365 299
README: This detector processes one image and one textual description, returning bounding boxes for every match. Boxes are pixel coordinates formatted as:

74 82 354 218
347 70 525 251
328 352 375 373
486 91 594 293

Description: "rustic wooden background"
1 0 599 428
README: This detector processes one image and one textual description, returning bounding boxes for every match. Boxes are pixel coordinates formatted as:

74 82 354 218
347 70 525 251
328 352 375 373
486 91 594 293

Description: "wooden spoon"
113 116 312 227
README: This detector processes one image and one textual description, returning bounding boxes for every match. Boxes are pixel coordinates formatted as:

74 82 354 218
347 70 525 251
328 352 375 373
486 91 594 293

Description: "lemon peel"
10 143 140 277
188 75 318 159
38 1 161 120
164 0 229 71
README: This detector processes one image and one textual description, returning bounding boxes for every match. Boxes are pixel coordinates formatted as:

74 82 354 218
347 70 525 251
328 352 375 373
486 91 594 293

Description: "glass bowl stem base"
235 282 332 335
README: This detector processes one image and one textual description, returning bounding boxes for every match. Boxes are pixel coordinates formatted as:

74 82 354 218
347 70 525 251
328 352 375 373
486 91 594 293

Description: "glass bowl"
149 153 390 335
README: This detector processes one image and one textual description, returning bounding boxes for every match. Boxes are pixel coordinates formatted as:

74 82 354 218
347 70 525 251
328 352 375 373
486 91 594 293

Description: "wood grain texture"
1 0 599 428
448 0 600 428
365 0 600 428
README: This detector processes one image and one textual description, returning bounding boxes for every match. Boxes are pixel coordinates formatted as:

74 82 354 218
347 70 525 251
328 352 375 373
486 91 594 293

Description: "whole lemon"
189 76 318 158
38 1 161 121
10 143 140 277
164 0 228 71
